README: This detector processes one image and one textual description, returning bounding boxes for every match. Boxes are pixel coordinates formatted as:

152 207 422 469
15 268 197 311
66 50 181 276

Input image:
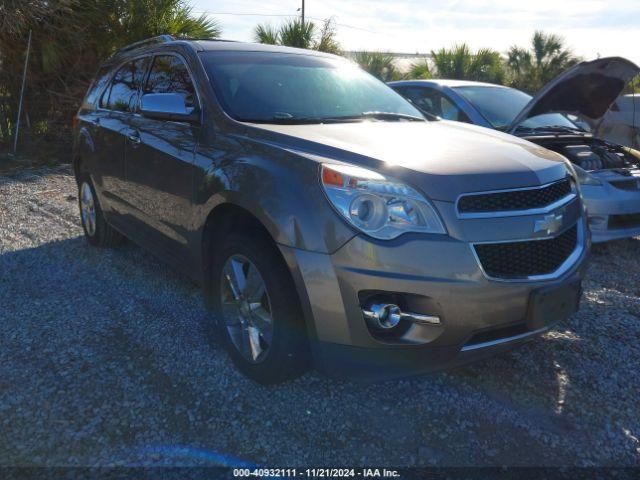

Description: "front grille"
474 225 578 279
458 179 572 214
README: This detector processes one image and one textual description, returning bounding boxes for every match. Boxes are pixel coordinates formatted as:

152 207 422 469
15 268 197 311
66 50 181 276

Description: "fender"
192 135 356 256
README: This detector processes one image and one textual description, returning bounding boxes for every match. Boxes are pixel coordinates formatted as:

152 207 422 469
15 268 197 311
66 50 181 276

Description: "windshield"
200 51 423 123
454 85 581 131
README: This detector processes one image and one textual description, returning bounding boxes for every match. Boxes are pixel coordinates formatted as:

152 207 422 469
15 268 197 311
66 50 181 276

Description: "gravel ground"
0 165 639 468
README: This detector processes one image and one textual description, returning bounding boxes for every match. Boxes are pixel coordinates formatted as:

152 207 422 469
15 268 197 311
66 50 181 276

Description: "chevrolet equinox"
73 36 589 384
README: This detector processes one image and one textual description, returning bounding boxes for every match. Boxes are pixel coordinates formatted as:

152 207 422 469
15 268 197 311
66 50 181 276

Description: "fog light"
362 302 441 331
363 303 402 330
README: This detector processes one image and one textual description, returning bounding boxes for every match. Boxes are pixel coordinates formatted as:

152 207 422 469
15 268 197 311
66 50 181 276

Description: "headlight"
573 164 602 186
320 163 446 240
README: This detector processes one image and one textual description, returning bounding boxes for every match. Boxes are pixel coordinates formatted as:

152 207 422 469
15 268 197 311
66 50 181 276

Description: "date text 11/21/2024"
232 468 401 478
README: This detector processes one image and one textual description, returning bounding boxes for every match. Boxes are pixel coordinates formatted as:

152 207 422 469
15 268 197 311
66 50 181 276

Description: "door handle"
127 132 141 145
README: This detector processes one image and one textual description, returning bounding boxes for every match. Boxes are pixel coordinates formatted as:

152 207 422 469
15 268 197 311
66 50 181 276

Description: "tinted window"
103 58 148 112
200 51 422 123
145 55 197 110
454 85 579 130
397 87 470 122
83 66 111 108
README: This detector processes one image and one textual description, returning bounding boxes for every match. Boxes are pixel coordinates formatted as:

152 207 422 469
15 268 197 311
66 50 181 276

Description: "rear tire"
77 174 124 247
210 232 310 384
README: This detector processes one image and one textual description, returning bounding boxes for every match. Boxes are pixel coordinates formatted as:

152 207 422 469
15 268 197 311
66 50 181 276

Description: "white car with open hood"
391 57 640 242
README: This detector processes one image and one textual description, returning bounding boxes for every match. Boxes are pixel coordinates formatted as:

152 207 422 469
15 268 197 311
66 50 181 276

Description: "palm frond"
278 18 315 49
354 51 397 81
430 44 504 84
409 60 432 79
507 31 579 93
254 24 279 45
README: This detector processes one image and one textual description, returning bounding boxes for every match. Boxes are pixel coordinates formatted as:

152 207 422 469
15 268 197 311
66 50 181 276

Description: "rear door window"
102 57 149 112
144 55 197 111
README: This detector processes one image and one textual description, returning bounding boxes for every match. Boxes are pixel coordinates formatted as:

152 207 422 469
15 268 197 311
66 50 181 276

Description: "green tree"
111 0 221 47
254 24 279 45
0 0 220 156
507 31 580 93
430 44 505 84
253 18 340 54
353 51 399 81
278 18 315 49
408 59 432 80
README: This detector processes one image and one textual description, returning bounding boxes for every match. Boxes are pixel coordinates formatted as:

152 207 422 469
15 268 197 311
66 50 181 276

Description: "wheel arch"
72 154 82 180
200 201 320 345
201 202 284 304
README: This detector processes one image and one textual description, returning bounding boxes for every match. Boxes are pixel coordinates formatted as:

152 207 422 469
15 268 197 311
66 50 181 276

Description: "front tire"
210 233 310 384
77 174 123 247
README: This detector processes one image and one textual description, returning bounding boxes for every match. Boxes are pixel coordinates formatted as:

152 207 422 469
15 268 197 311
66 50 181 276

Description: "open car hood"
507 57 640 133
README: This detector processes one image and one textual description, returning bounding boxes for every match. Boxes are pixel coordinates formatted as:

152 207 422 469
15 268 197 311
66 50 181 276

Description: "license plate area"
527 280 582 330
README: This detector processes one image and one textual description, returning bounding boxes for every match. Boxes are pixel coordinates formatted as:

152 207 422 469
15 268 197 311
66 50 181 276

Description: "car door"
93 57 149 218
121 53 200 261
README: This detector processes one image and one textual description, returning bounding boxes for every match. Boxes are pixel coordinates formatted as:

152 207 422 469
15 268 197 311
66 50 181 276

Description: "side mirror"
140 93 199 122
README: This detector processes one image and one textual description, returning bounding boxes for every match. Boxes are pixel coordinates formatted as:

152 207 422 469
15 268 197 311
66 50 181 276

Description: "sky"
190 0 640 65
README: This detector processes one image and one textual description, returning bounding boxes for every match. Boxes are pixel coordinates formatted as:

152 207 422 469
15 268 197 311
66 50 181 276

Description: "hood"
245 120 569 202
507 57 640 133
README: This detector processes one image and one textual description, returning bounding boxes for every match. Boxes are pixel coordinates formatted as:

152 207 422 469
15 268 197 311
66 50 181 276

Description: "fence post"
12 29 32 156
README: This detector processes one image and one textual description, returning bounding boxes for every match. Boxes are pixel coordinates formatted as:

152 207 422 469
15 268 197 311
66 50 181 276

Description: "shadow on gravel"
1 235 639 467
0 165 72 188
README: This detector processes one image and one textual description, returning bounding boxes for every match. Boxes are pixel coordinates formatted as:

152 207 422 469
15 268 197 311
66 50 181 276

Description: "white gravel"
0 165 639 467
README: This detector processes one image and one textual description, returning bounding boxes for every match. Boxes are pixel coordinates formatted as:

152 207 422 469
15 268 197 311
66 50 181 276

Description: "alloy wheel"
80 182 97 237
220 254 274 363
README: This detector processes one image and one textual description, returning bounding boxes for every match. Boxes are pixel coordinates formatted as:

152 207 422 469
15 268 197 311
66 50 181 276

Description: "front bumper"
582 173 640 243
283 222 589 381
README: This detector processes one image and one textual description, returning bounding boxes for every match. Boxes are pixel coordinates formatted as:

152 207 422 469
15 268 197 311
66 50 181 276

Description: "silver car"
391 57 640 243
598 94 640 149
74 38 588 384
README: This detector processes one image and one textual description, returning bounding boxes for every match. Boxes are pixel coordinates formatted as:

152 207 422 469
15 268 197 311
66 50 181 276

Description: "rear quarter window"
82 66 111 109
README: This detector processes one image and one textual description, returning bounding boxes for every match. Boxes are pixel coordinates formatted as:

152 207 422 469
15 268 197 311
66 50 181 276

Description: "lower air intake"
474 225 578 279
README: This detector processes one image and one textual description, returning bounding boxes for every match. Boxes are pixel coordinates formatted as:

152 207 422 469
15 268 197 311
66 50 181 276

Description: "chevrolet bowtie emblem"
534 213 564 235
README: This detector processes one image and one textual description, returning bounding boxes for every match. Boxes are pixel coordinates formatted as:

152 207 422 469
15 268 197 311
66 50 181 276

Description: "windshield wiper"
514 125 586 135
356 111 426 121
237 116 329 125
237 111 426 125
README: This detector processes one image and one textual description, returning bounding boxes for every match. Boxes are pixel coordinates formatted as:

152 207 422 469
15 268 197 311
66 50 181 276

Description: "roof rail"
112 35 175 58
178 38 238 43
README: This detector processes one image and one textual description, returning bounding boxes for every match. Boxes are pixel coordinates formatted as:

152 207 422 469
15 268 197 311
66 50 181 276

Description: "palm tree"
353 51 399 81
0 0 221 155
278 18 315 49
430 44 505 84
109 0 221 50
254 24 279 45
253 18 340 54
470 48 506 84
507 31 580 93
408 60 432 80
